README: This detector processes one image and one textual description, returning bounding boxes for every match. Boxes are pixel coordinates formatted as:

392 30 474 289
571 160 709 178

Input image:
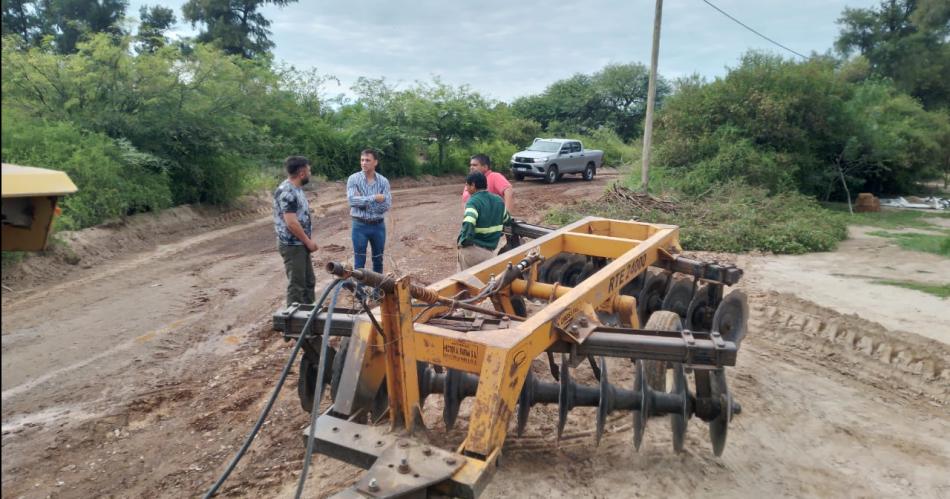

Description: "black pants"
279 244 316 306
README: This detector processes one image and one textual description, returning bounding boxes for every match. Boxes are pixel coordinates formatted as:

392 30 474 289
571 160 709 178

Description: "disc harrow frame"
273 217 748 498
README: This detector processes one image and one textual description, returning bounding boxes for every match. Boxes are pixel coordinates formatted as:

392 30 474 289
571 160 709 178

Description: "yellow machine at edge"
1 163 77 252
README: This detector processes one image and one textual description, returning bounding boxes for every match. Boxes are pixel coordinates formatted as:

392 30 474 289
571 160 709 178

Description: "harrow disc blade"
686 283 720 332
329 338 348 401
443 369 464 430
557 353 574 440
620 272 646 297
516 370 535 437
299 347 336 413
539 253 571 283
661 277 694 323
559 256 589 286
632 360 651 451
595 357 611 446
709 368 732 457
670 363 689 453
637 270 670 326
712 290 749 347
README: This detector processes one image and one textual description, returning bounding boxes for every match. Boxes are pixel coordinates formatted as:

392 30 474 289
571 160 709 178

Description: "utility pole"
640 0 663 193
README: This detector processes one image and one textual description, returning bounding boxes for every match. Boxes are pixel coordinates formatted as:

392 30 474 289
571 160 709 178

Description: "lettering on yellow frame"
607 252 648 293
442 339 483 371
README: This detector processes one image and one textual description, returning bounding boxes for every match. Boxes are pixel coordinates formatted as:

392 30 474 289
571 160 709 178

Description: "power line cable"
700 0 808 59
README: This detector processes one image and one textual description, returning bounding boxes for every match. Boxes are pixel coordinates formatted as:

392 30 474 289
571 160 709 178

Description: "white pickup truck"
510 138 604 183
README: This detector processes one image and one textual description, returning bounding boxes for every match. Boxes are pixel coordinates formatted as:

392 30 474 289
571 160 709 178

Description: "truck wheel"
583 163 595 181
545 166 558 184
514 172 525 181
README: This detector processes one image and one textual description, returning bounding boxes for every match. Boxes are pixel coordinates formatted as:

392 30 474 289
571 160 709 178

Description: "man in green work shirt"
457 172 512 270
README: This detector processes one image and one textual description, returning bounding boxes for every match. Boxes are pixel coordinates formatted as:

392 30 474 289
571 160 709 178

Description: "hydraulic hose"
202 278 343 498
295 282 343 498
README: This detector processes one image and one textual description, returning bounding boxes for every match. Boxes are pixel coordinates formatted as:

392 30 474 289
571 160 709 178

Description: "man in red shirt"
461 154 513 212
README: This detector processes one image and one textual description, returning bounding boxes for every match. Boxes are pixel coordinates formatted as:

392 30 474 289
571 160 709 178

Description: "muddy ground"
2 172 948 498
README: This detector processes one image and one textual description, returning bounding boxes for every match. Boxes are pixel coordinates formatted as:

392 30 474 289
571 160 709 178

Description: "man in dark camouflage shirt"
273 156 318 305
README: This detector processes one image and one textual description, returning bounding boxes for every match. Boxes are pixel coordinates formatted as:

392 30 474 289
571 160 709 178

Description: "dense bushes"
546 182 848 254
653 53 950 199
1 108 172 230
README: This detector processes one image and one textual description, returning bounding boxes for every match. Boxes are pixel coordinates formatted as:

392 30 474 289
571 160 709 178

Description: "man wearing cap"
457 171 512 270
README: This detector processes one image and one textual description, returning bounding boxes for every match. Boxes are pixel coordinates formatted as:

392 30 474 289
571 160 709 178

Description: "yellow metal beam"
561 232 640 259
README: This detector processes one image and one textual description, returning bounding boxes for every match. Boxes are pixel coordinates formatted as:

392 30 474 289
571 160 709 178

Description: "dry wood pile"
601 183 679 214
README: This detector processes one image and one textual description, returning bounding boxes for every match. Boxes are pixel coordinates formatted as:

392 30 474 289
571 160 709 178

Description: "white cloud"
128 0 880 101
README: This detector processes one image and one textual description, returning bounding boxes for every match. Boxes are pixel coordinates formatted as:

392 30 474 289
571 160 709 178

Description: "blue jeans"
351 219 386 274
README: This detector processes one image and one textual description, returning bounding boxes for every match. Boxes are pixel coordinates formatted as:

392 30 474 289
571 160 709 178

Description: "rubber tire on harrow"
641 311 681 391
298 348 335 413
637 270 670 327
661 277 694 323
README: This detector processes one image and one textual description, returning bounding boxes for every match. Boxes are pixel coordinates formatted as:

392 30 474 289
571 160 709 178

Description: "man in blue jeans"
347 149 392 278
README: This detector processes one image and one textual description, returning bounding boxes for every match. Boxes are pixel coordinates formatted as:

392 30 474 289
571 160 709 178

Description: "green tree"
836 0 950 109
511 64 668 141
135 4 175 54
1 0 49 44
181 0 296 59
406 79 492 169
46 0 128 53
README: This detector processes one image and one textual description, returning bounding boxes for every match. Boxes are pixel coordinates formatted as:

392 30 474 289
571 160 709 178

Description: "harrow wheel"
641 311 681 391
637 270 670 326
299 347 335 413
661 277 694 324
712 290 749 347
670 363 690 453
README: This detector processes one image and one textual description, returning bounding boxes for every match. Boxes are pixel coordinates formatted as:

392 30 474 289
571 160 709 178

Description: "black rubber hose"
295 281 343 498
202 278 343 499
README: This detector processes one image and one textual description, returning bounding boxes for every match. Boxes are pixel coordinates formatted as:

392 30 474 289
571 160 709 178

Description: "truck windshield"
527 141 561 153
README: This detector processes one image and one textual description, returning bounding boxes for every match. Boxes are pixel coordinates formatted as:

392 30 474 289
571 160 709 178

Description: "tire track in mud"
748 290 949 403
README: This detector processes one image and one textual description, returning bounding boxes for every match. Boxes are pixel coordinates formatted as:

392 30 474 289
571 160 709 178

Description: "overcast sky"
128 0 879 102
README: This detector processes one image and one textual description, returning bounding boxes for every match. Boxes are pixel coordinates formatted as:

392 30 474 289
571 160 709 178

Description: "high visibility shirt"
458 190 512 250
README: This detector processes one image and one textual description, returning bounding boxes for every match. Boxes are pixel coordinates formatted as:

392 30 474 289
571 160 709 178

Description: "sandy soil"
745 225 950 343
2 172 948 499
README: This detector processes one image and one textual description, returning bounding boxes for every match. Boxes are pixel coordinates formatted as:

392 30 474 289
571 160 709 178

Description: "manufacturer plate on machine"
441 339 483 371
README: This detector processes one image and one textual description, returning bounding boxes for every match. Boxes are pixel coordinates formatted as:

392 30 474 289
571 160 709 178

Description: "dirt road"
2 174 948 498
